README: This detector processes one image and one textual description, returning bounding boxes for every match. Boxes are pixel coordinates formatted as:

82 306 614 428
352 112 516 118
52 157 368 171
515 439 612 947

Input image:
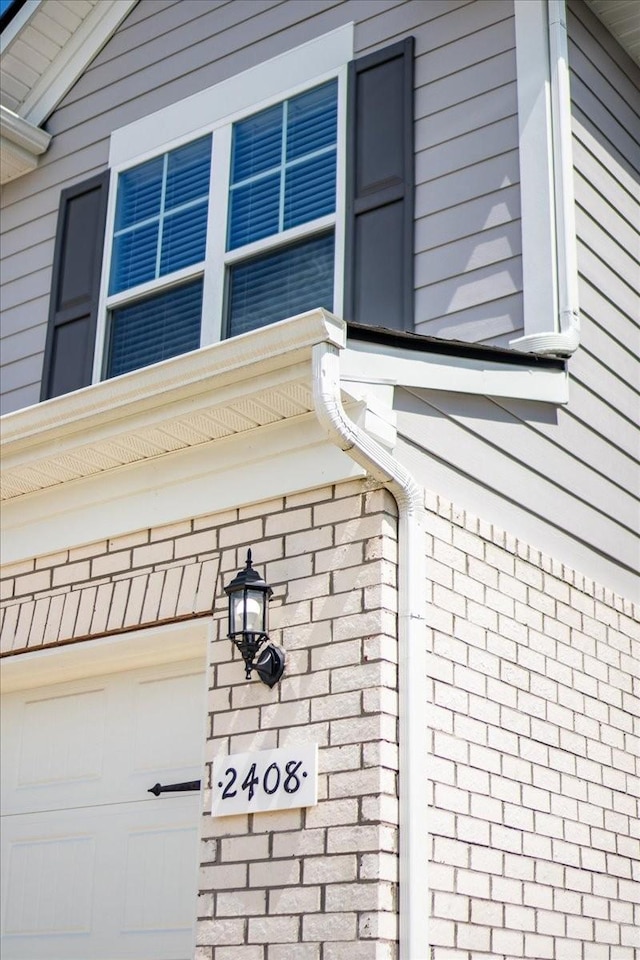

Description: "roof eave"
0 103 50 183
0 0 137 183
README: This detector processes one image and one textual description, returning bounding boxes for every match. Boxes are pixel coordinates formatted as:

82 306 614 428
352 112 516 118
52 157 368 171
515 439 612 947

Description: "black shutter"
40 171 109 400
344 37 414 331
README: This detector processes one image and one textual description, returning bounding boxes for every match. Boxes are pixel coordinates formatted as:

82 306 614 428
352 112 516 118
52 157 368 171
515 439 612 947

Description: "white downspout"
548 0 580 346
312 341 428 960
510 0 580 356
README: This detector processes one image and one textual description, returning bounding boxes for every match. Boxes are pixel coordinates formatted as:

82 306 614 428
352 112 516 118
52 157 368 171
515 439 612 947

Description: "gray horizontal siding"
395 1 639 596
413 0 520 345
1 0 523 413
395 388 638 597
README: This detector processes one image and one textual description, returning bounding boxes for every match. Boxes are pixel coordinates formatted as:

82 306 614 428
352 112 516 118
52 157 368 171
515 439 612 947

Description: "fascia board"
21 0 138 126
342 341 569 404
1 309 346 456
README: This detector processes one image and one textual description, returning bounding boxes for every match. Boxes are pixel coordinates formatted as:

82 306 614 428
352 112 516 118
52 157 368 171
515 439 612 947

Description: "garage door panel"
131 670 206 776
1 651 205 960
3 833 95 937
1 660 206 814
123 822 199 932
18 688 107 788
1 795 201 959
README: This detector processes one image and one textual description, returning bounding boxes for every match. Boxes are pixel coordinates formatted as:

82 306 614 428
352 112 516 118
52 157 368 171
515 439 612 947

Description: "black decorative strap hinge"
148 780 201 796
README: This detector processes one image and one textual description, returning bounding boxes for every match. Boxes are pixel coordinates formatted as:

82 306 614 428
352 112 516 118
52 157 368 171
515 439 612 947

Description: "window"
41 27 415 399
226 81 337 338
107 136 211 377
103 82 338 379
95 27 351 382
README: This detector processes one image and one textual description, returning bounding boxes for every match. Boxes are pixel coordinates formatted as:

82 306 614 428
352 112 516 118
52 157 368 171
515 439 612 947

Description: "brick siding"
424 491 639 960
1 479 637 960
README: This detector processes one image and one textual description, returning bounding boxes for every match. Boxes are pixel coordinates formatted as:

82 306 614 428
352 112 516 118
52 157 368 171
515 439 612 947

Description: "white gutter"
312 341 428 960
511 0 580 356
0 104 51 183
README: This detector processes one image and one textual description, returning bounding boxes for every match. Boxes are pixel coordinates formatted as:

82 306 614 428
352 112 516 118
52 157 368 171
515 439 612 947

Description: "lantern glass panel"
245 588 266 632
230 589 265 634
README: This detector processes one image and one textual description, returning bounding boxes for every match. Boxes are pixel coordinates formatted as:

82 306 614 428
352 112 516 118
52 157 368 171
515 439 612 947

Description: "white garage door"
1 655 206 960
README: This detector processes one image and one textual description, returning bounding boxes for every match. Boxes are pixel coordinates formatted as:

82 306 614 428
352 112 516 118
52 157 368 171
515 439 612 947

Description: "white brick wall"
1 478 637 960
198 482 401 959
424 491 639 960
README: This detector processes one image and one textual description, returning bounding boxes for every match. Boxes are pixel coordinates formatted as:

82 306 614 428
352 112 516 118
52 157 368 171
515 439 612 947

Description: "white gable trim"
22 0 138 126
0 0 136 183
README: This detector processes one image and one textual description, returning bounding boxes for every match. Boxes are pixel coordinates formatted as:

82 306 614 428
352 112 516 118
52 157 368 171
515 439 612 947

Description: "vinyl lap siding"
412 0 522 347
0 0 523 414
394 2 639 598
0 0 346 414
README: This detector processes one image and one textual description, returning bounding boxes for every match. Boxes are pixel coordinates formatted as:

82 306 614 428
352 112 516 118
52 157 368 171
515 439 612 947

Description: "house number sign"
211 743 318 817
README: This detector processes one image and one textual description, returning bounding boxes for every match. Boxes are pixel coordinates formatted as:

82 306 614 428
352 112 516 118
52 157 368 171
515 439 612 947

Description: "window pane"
165 136 211 211
284 150 336 230
160 201 208 275
228 82 337 253
287 80 337 162
228 173 280 249
227 232 334 337
115 156 163 231
111 137 212 296
231 103 282 183
110 222 159 294
107 279 203 378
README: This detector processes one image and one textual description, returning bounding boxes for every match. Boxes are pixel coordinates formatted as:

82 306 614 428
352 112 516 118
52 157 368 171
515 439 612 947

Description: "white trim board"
109 23 354 166
22 1 138 126
342 341 568 404
0 620 210 692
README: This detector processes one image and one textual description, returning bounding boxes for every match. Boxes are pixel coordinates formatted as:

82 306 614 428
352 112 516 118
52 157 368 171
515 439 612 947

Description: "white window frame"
512 0 580 355
93 24 353 383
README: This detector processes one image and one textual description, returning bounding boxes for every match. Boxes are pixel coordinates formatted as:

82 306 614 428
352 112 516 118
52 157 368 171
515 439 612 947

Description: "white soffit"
586 0 640 64
0 0 137 181
1 0 138 122
0 310 347 502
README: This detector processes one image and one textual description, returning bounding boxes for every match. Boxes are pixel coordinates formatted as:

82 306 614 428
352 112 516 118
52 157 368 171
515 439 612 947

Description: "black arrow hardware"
148 779 201 796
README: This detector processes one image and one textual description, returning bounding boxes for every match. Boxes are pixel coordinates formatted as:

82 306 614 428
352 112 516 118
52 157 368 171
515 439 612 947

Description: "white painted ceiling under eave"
586 0 640 64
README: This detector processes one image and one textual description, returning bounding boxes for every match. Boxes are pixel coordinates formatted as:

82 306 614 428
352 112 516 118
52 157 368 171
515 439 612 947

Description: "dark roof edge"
0 0 27 34
346 323 567 370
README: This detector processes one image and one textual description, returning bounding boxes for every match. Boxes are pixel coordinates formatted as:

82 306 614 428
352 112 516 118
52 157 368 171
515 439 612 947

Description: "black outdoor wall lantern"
225 549 285 687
